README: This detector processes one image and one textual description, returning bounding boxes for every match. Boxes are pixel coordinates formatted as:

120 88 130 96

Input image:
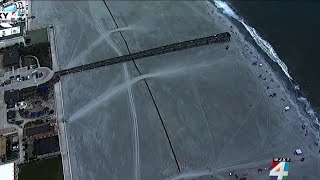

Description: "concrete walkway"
54 81 72 180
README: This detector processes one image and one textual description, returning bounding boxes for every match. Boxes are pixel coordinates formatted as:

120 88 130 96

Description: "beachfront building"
0 162 17 180
0 23 27 49
0 136 6 160
3 47 20 69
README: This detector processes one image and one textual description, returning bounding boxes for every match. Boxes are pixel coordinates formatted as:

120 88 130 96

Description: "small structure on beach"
251 61 258 66
285 106 290 111
295 149 303 155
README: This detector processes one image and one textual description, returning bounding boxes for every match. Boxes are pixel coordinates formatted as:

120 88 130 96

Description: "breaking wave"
298 97 319 125
213 0 319 126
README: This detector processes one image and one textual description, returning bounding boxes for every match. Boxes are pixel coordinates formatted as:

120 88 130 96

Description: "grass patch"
28 28 48 44
19 156 64 180
18 42 52 69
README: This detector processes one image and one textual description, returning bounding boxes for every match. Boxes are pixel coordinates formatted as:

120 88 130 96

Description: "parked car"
30 112 36 118
4 79 11 85
32 70 37 75
30 64 37 69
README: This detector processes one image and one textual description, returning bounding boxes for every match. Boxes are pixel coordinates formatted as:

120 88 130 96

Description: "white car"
16 101 27 110
32 70 37 75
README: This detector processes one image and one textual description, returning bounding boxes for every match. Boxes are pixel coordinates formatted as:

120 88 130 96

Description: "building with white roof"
0 162 15 180
0 0 29 49
0 22 26 48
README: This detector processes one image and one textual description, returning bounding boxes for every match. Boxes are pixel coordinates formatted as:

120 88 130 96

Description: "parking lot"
0 66 53 91
19 85 55 119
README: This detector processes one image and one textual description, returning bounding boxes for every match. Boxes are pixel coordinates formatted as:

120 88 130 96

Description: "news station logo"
269 158 290 180
0 1 27 23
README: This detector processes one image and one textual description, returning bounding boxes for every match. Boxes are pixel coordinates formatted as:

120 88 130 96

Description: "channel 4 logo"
269 158 290 180
0 1 27 22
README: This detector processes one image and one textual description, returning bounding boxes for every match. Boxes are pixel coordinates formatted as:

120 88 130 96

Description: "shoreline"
225 11 315 126
209 1 320 148
227 1 320 116
211 1 319 132
231 3 320 122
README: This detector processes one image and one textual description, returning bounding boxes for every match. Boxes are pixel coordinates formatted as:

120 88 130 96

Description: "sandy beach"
29 1 320 179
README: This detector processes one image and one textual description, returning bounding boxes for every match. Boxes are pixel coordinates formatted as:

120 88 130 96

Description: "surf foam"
213 0 319 126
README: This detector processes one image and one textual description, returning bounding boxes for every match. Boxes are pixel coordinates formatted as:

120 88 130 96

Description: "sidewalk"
48 26 59 72
54 81 72 180
26 0 32 31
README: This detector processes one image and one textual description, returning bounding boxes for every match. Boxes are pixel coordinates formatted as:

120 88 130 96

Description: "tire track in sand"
101 1 141 179
185 56 216 168
123 63 141 180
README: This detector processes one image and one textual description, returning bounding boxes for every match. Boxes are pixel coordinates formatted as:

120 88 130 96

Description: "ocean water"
213 1 320 125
